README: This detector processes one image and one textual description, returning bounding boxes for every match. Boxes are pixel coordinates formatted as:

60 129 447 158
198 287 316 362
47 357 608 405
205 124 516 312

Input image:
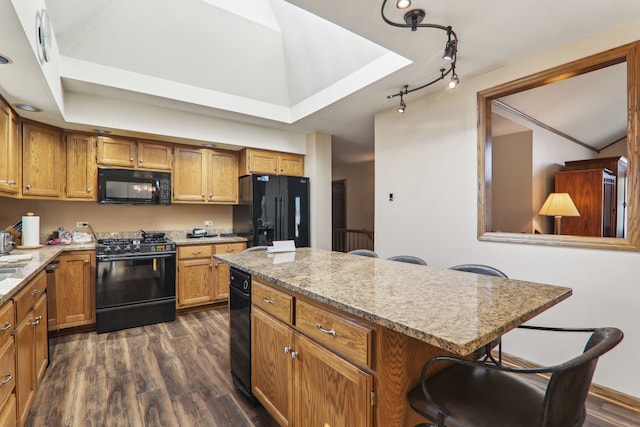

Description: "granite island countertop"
215 247 572 356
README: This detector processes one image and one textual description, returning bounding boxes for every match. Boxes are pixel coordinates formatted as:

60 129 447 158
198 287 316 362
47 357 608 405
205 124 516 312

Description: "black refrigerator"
233 175 310 247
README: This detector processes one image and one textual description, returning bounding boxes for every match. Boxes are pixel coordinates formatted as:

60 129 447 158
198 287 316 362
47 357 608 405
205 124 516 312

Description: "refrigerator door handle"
280 196 285 240
274 196 280 240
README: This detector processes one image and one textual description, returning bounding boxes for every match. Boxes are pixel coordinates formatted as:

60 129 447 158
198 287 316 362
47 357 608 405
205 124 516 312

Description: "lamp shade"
538 193 580 217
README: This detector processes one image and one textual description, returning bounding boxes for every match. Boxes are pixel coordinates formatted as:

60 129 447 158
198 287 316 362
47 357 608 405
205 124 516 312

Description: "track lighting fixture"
395 86 408 113
381 0 461 105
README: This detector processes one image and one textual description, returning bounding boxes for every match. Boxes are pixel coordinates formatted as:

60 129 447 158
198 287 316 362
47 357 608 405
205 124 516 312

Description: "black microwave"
98 168 171 205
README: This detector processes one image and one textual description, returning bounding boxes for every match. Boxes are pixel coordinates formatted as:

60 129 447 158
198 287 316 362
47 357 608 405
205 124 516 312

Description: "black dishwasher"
229 267 254 403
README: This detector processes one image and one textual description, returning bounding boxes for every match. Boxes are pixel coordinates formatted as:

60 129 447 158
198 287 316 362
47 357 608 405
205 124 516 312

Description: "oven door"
96 253 176 333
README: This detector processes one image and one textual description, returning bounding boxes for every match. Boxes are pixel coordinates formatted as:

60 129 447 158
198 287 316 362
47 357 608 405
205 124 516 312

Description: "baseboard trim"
502 353 640 413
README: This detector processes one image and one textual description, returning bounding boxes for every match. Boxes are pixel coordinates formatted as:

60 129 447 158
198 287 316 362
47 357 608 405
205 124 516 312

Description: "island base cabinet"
0 394 15 427
252 308 373 427
15 313 34 427
295 334 373 427
252 308 293 426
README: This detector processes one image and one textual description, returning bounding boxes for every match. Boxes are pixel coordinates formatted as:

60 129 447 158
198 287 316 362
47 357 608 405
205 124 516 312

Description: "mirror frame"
478 41 640 251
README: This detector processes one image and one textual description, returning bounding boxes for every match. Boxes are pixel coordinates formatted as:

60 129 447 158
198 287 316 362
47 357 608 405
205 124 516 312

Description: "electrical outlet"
204 220 213 227
76 221 89 228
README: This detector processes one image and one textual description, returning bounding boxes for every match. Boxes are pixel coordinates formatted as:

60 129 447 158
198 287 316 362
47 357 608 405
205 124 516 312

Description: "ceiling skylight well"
45 0 410 124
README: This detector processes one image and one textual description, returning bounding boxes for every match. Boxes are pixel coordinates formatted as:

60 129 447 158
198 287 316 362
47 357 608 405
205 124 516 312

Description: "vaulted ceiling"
2 0 640 164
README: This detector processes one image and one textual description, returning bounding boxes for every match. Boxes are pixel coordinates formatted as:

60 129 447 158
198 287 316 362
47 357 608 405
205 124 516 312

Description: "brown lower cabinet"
13 270 48 427
0 300 15 427
177 242 245 309
48 251 96 331
251 279 373 427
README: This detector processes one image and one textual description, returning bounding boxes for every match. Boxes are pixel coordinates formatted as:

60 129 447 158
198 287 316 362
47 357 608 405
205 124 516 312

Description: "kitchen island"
215 248 572 426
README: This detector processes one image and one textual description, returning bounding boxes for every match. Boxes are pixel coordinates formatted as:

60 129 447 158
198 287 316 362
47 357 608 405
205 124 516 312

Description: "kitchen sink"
0 264 27 281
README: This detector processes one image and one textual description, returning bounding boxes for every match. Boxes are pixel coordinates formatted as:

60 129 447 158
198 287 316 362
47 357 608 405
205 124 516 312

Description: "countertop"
0 235 246 306
215 248 573 355
0 243 95 305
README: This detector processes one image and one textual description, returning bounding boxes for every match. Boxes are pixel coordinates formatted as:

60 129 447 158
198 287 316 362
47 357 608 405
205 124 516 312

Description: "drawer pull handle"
316 324 337 337
32 289 42 295
0 373 12 387
225 247 234 253
0 322 11 332
262 296 275 305
191 251 202 255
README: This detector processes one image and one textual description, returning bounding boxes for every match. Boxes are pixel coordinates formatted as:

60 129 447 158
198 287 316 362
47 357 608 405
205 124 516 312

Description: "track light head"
443 40 457 61
398 99 406 113
448 72 459 89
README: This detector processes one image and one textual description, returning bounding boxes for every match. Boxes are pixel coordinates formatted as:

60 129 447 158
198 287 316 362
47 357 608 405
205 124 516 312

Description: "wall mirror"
478 41 640 250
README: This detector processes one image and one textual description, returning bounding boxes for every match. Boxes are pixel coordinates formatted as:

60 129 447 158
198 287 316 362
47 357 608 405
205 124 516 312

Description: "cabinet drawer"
178 245 213 259
252 280 293 324
213 242 245 254
0 393 15 427
0 340 15 410
0 302 13 345
296 299 372 368
14 270 46 322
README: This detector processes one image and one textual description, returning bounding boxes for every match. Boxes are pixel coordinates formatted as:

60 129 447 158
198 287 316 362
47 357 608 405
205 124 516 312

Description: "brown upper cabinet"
0 99 20 195
173 146 238 204
96 136 136 167
65 133 97 200
22 122 64 198
137 140 173 170
97 136 172 170
239 148 304 176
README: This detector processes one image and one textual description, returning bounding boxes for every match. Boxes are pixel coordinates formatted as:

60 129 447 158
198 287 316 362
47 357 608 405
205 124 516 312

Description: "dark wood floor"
27 309 639 427
27 309 278 427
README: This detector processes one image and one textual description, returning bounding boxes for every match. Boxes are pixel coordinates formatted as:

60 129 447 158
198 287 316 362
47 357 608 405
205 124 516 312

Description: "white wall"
492 132 533 233
306 132 332 249
375 20 640 398
332 160 375 230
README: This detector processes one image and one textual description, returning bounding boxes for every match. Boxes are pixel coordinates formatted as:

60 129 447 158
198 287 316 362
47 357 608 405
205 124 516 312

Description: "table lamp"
538 192 580 235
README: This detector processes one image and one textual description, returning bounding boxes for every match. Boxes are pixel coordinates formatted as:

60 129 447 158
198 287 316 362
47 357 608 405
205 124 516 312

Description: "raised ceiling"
2 0 640 164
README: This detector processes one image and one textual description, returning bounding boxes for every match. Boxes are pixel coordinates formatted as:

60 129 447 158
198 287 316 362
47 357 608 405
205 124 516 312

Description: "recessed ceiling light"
14 104 42 112
94 129 111 134
203 143 217 148
0 54 12 65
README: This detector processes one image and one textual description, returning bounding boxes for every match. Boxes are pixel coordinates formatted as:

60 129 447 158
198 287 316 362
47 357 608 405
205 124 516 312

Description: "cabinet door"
137 141 172 170
251 309 294 427
0 103 19 194
212 259 230 301
22 123 64 197
208 149 238 203
212 242 244 301
555 169 607 237
278 153 304 177
15 313 34 427
97 136 136 167
0 339 15 412
173 147 207 202
65 133 97 200
177 258 214 308
246 149 278 175
295 333 373 427
33 295 48 386
0 394 15 427
55 252 95 328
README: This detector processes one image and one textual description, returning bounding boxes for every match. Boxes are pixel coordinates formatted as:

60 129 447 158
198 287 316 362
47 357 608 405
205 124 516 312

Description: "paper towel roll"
22 213 40 247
